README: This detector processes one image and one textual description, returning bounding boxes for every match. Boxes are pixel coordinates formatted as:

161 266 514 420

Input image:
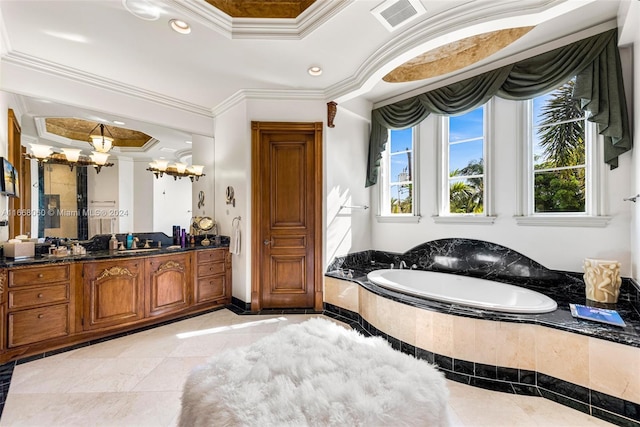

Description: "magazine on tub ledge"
569 303 626 327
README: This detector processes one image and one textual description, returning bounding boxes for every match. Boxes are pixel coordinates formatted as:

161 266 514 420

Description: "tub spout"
399 261 407 269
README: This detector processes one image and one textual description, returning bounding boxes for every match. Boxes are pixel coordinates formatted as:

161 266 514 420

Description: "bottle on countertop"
126 232 133 250
181 229 186 248
190 234 195 246
109 234 118 251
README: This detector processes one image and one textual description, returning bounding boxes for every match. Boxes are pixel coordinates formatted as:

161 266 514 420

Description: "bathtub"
366 269 557 314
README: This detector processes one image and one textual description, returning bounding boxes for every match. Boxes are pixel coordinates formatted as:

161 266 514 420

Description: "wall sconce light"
147 161 205 181
25 144 114 174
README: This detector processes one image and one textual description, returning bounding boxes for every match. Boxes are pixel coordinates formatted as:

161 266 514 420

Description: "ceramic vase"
583 258 622 303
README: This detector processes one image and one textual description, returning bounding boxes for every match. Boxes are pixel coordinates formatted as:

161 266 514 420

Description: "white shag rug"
179 317 450 427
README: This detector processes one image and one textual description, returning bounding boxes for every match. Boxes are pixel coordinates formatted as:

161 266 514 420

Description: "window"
442 105 486 215
517 78 609 226
378 127 418 220
531 79 586 213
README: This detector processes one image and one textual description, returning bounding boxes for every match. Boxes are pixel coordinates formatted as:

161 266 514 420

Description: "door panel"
251 122 323 310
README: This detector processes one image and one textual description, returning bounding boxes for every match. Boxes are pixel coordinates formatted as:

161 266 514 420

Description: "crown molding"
325 0 592 103
163 0 352 40
2 51 214 119
212 88 326 117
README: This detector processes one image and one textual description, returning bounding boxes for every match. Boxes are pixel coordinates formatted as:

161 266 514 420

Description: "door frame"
250 121 323 312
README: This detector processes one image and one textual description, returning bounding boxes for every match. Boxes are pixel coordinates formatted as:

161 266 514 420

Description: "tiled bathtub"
324 240 640 427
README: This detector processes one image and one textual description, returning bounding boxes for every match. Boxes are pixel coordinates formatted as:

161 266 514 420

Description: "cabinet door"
145 254 191 317
83 259 143 331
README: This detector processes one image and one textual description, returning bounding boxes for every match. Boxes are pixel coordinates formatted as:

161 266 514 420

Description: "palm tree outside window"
445 105 486 214
531 78 587 213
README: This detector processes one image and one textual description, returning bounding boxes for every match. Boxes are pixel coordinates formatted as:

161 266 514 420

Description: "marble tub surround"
327 241 640 348
324 277 640 426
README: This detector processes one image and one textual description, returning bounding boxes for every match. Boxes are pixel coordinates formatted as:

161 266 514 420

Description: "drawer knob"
37 273 44 278
38 314 44 319
37 293 44 298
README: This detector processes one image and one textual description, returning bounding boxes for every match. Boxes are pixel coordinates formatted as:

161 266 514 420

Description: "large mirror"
6 91 197 241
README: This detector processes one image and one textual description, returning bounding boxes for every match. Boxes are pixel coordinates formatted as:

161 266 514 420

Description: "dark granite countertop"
326 241 640 349
0 233 230 268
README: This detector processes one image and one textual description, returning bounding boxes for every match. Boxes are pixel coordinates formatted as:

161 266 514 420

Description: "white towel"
229 223 241 255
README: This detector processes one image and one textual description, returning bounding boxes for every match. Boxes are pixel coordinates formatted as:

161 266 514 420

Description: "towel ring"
232 216 241 227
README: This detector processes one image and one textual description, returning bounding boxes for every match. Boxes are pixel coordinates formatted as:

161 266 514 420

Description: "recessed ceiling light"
113 120 125 125
185 140 192 144
122 0 161 21
169 19 191 34
308 66 322 76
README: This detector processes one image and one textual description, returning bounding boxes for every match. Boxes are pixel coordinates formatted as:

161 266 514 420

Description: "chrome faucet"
399 260 407 269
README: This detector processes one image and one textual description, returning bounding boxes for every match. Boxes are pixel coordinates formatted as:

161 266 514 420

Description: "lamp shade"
90 151 110 166
61 148 82 162
190 165 204 175
29 143 53 159
90 135 113 153
174 162 187 173
154 160 169 171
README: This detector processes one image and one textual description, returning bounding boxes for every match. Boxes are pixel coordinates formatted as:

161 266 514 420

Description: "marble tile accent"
324 277 359 313
536 326 590 388
590 337 640 405
495 321 536 370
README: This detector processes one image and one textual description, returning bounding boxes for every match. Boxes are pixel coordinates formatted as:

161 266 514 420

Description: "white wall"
191 134 215 219
133 160 154 232
152 173 192 237
117 157 134 233
370 96 633 276
620 1 639 280
325 100 372 263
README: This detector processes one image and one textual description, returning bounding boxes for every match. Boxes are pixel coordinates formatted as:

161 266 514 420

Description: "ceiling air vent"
371 0 426 32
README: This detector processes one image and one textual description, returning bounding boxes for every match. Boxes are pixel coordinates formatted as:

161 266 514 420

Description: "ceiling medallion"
383 27 534 83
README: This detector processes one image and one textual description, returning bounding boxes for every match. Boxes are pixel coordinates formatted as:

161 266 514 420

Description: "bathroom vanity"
0 245 231 363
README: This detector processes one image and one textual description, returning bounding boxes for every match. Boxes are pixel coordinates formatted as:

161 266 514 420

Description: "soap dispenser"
126 232 133 249
109 234 118 251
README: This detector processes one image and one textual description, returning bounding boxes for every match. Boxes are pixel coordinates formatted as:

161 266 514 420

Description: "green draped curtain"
366 28 631 187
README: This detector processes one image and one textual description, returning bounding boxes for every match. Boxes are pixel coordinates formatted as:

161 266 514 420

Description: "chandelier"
147 160 205 182
25 144 114 174
88 123 115 153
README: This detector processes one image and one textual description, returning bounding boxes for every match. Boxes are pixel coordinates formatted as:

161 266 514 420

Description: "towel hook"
232 216 241 227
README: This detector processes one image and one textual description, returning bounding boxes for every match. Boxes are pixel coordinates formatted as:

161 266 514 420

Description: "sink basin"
118 248 161 254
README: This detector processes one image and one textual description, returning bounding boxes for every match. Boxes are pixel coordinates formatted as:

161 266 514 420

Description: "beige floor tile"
133 356 208 392
0 310 621 427
67 357 164 392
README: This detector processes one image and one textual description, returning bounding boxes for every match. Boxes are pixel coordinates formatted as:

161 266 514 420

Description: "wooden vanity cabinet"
6 264 71 348
145 253 191 317
194 248 231 305
82 259 144 331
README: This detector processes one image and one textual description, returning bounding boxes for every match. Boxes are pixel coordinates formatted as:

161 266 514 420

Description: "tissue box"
4 242 35 259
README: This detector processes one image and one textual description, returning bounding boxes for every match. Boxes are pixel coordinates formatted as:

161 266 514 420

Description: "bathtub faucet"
399 260 407 269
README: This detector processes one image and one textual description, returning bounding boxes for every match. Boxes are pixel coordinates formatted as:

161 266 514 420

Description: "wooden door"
83 259 143 330
145 253 191 317
251 122 323 311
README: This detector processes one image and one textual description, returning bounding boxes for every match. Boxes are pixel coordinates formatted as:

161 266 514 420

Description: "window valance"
365 29 631 187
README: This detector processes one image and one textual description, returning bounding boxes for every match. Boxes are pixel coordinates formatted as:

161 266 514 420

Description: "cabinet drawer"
8 284 69 310
9 265 70 287
197 250 225 264
197 262 225 277
196 276 227 303
8 304 69 347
